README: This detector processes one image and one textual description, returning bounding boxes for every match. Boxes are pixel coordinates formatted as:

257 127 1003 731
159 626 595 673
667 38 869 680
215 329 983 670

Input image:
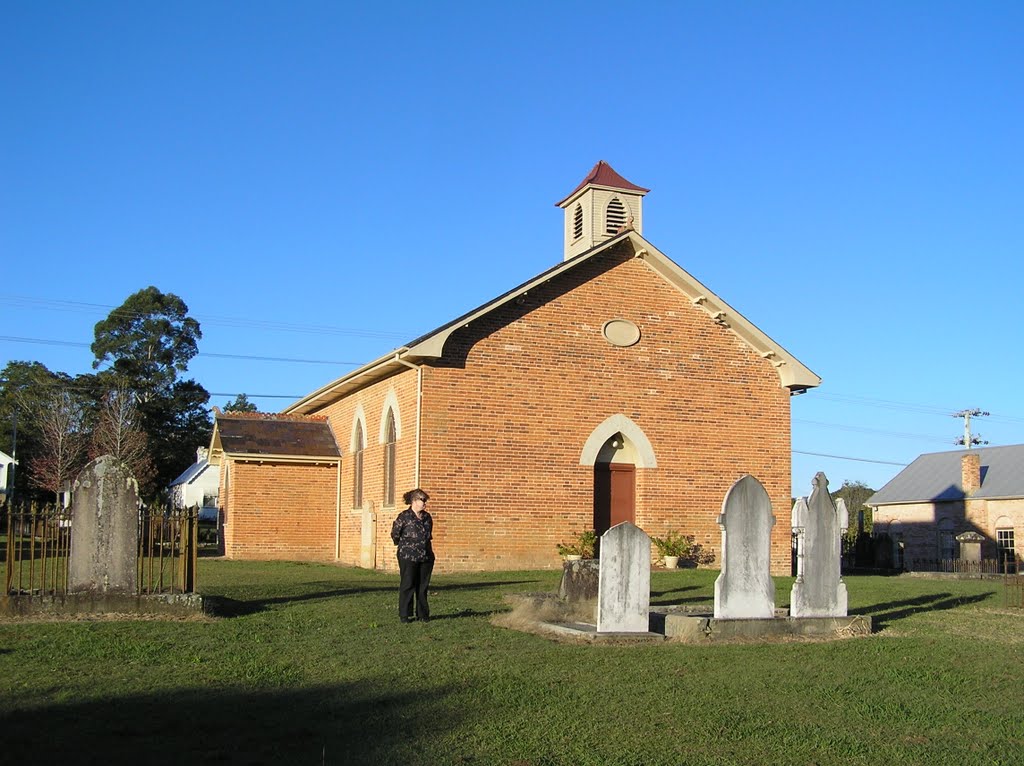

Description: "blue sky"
3 1 1022 494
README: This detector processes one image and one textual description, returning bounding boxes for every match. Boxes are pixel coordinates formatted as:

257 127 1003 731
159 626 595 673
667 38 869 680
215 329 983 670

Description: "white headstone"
790 472 848 617
714 474 776 619
597 521 651 632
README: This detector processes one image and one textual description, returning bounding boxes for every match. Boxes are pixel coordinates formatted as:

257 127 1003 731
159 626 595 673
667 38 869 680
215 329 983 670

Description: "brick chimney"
961 452 981 495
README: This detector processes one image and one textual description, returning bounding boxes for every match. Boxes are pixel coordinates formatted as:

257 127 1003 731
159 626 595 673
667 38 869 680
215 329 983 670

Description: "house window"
353 421 364 509
573 203 583 240
996 528 1016 573
606 197 627 234
938 519 955 561
383 409 396 507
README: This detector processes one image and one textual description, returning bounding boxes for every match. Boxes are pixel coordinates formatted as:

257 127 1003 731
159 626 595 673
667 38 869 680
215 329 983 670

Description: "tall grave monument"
68 455 139 595
597 521 651 633
790 472 848 617
714 474 776 619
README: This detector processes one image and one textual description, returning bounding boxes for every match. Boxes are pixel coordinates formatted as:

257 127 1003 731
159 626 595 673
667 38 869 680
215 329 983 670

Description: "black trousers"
398 557 434 620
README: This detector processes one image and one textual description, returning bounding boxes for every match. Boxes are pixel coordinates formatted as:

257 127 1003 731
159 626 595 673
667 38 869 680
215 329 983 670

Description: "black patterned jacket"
391 508 434 562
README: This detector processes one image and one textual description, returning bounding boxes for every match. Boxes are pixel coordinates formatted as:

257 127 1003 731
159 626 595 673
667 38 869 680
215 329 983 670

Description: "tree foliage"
2 285 214 503
89 288 212 496
91 286 202 399
832 480 875 537
223 393 259 413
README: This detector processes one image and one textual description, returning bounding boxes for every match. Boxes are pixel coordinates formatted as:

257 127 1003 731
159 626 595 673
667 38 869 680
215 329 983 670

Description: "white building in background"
168 447 220 510
0 449 16 499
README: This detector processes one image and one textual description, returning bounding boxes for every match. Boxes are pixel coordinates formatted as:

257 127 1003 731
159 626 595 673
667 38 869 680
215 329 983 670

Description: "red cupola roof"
555 161 650 207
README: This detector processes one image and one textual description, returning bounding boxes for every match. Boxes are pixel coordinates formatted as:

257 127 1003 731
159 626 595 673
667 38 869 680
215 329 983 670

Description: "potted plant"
651 530 693 569
557 529 597 561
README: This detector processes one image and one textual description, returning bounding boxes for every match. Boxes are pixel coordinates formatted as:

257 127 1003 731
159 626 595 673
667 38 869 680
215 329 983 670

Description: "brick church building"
210 162 819 574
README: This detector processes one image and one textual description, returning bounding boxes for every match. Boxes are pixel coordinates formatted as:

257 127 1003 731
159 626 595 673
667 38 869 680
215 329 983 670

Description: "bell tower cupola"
555 161 649 261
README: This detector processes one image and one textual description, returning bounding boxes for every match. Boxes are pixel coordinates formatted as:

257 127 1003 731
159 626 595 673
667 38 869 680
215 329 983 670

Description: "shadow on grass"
434 579 541 592
650 585 707 607
855 592 996 629
206 586 395 616
650 584 701 598
0 681 467 766
426 608 504 621
206 579 539 617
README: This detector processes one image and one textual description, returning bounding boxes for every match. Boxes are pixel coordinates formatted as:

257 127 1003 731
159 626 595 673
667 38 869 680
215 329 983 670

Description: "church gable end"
256 162 815 574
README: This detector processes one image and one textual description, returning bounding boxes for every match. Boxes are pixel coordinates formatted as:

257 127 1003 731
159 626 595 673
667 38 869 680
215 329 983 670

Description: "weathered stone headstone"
956 531 984 564
68 456 139 595
559 558 599 601
790 473 848 617
714 474 775 619
597 521 650 632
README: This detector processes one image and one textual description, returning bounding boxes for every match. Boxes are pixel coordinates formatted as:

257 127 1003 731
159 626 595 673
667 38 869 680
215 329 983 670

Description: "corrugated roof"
555 160 650 207
868 444 1024 505
214 414 340 459
169 459 210 487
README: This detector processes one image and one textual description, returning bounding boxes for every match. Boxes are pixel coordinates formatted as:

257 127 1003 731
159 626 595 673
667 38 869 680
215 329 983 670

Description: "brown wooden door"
593 462 635 535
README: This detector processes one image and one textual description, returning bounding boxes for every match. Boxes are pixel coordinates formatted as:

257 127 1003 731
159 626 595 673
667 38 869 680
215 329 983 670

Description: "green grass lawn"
1 560 1021 765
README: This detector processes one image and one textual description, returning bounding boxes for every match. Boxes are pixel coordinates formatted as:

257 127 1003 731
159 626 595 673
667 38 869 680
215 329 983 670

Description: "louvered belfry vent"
606 197 627 234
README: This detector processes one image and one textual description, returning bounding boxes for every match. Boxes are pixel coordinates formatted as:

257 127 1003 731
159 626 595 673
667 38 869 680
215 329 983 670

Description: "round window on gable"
603 319 641 347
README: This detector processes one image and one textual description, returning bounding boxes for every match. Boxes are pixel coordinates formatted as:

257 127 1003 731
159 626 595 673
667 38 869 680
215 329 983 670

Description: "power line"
792 450 908 467
0 335 363 366
793 418 950 444
0 294 412 341
809 391 955 415
209 392 301 399
810 390 1024 424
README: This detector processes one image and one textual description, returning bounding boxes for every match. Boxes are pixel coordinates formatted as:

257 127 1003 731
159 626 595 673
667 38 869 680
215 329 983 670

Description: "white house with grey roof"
168 447 220 511
868 444 1023 571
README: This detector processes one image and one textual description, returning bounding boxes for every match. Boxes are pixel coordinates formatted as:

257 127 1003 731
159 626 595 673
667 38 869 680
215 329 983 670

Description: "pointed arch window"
573 203 583 240
353 421 364 509
606 197 627 234
383 409 396 507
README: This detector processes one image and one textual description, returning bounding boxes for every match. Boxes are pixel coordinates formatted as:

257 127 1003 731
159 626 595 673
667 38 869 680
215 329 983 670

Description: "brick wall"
220 460 339 561
237 243 800 574
414 244 793 574
874 497 1024 562
314 372 420 571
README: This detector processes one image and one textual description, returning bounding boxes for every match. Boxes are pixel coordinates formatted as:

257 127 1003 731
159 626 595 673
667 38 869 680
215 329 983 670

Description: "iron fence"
2 501 197 598
910 556 1020 576
1004 576 1024 609
2 502 71 597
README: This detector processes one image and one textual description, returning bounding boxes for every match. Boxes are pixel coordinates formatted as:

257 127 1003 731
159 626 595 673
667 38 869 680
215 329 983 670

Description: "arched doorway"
593 432 636 536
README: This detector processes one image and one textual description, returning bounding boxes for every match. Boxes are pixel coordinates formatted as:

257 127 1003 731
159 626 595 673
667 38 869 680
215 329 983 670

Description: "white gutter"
394 353 423 487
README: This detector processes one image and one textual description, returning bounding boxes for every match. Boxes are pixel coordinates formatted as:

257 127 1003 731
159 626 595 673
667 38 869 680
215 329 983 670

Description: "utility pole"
953 408 989 448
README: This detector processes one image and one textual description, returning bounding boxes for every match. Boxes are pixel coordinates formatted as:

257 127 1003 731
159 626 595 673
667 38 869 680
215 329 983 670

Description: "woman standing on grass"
390 488 434 623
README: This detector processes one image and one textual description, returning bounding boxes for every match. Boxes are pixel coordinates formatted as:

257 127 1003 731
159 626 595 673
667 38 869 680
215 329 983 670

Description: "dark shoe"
400 617 413 623
419 617 430 623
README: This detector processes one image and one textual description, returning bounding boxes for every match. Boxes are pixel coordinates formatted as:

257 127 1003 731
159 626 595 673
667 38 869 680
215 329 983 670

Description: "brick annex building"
210 162 820 574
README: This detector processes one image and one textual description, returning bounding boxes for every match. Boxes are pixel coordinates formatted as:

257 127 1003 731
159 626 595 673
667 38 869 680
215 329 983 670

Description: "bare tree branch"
90 386 155 497
24 388 88 501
